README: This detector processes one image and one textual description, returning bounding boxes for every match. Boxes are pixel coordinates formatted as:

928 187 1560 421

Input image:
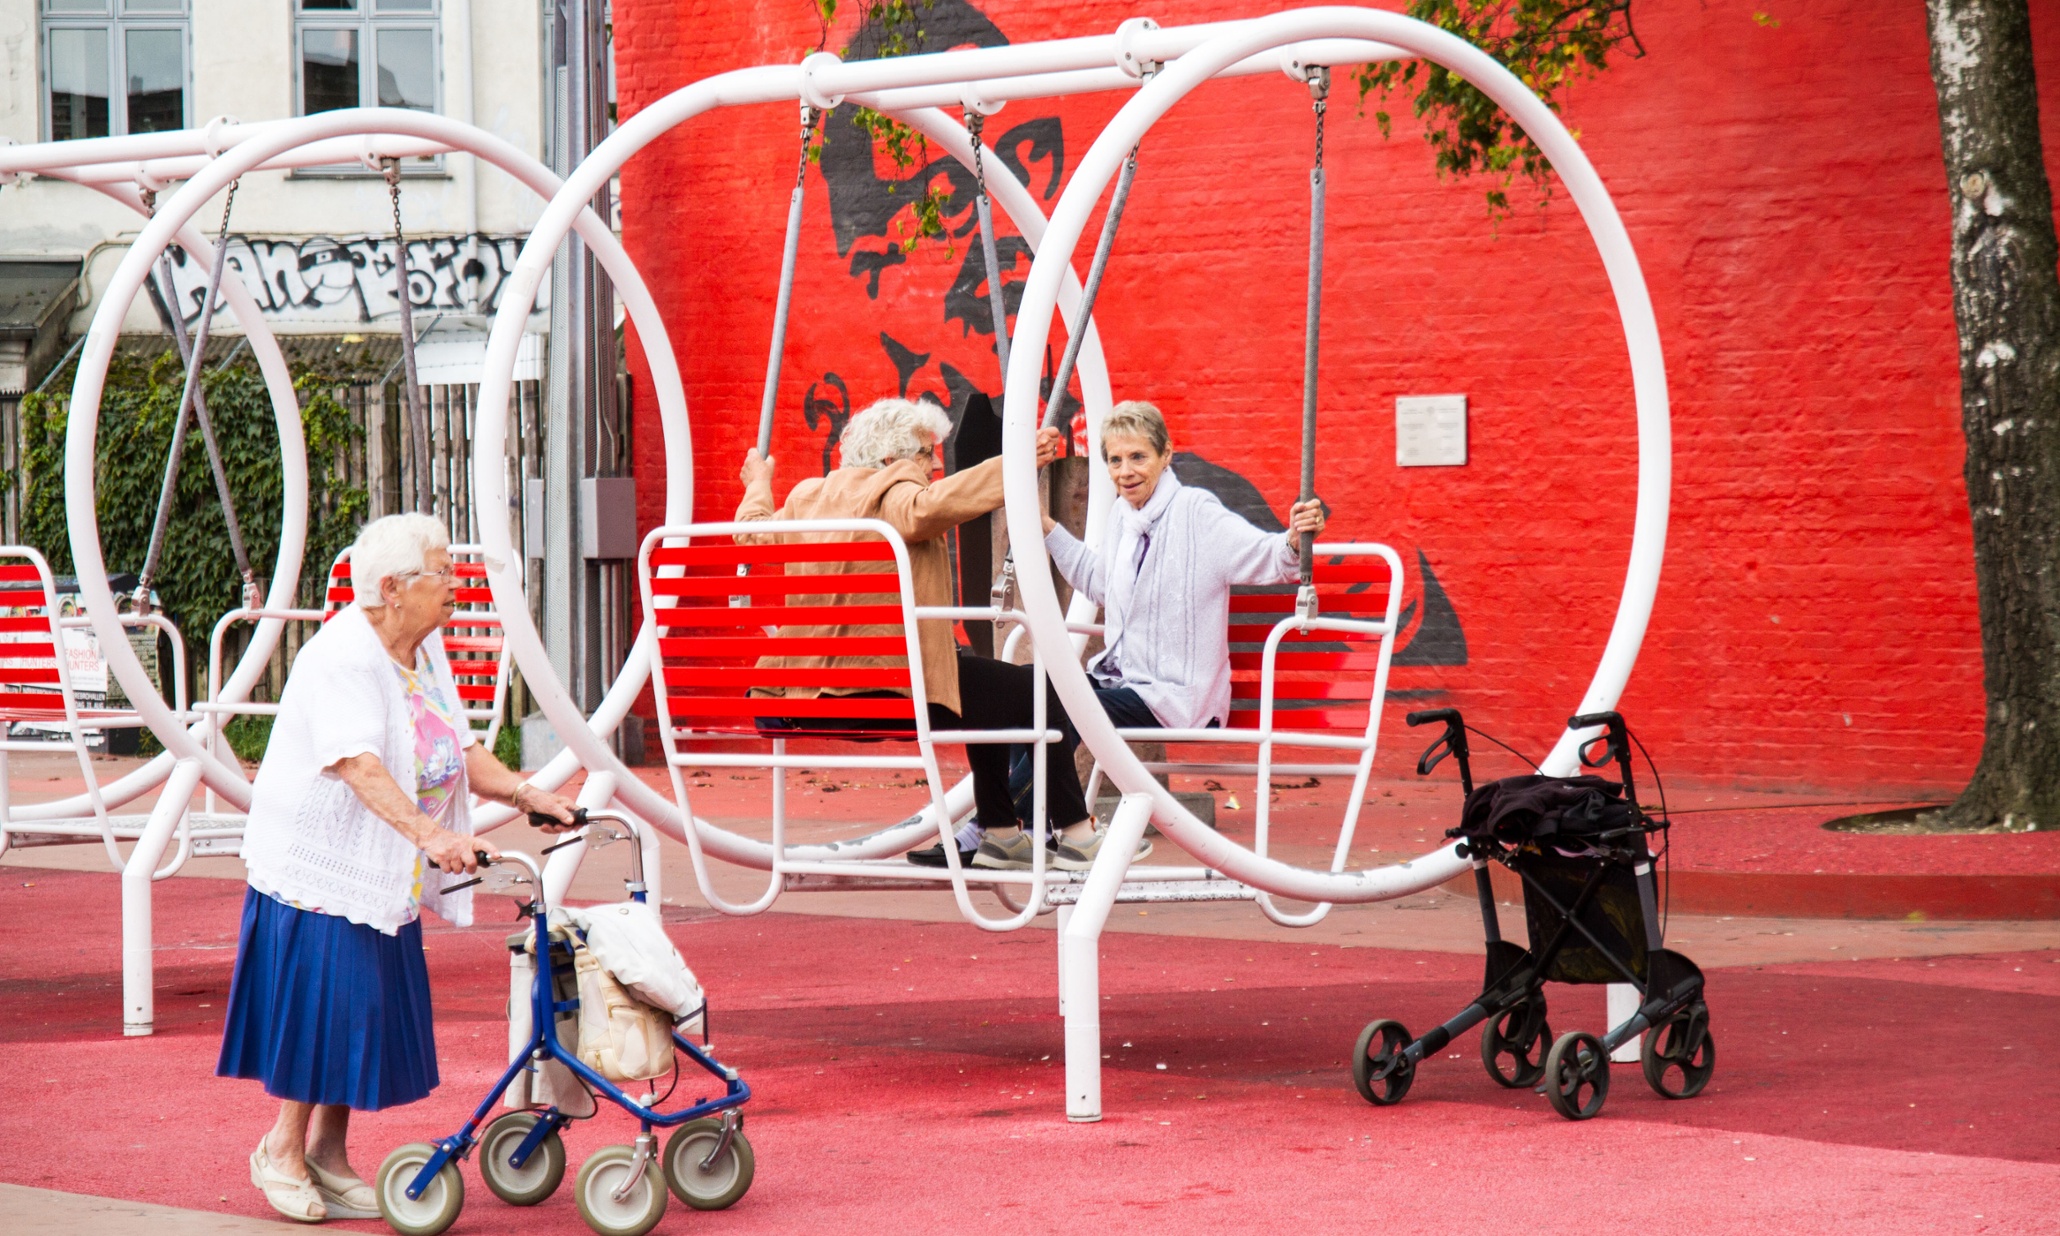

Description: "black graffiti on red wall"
159 233 546 324
803 0 1464 667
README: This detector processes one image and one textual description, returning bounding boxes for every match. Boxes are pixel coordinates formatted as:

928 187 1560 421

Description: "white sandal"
250 1138 327 1223
305 1157 380 1220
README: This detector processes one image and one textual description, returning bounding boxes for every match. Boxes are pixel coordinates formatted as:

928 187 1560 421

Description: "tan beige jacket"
734 455 1004 715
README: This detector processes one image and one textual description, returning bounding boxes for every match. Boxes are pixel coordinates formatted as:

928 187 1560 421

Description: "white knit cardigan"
1044 470 1300 730
241 603 476 935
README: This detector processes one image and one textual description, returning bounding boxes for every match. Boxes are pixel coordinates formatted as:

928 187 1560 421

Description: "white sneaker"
1052 828 1152 871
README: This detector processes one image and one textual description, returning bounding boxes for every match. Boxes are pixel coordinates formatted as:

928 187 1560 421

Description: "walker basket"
1514 846 1650 986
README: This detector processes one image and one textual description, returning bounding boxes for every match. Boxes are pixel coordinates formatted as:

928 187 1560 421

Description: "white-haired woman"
737 397 1140 872
1039 398 1325 738
218 513 579 1223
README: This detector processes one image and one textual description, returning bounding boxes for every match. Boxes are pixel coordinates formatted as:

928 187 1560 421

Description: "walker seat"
375 811 753 1236
1351 709 1713 1121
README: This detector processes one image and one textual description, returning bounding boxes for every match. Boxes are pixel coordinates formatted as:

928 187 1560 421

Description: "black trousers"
945 651 1091 831
766 650 1090 831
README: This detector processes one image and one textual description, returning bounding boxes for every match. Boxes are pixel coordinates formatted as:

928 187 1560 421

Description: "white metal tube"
998 9 1670 905
122 758 202 1036
466 83 1113 868
1062 791 1153 1121
60 110 648 807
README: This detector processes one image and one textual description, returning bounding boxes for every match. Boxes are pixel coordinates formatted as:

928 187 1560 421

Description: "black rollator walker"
1352 709 1715 1121
375 811 754 1235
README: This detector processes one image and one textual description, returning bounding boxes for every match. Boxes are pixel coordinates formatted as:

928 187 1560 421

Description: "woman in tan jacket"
736 397 1145 872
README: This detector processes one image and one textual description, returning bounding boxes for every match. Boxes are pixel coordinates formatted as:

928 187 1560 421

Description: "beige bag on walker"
571 934 676 1083
503 929 597 1115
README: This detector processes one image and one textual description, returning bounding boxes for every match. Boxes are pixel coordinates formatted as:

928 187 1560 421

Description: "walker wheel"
1351 1018 1415 1106
663 1117 756 1210
1543 1030 1610 1120
1641 1004 1716 1099
574 1144 668 1236
374 1142 465 1236
1480 997 1552 1089
478 1111 567 1206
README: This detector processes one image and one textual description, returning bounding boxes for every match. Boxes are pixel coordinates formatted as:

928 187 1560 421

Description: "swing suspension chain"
1040 139 1141 434
1297 67 1331 612
755 105 819 457
965 109 1012 377
386 158 434 514
137 177 259 613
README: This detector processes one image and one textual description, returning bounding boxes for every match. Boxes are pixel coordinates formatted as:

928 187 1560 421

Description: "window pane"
121 0 184 13
299 0 357 9
376 0 434 10
301 28 359 113
48 27 111 140
44 0 110 14
375 28 434 111
124 28 184 133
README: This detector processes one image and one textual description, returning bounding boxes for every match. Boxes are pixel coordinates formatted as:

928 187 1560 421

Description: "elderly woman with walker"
216 513 581 1223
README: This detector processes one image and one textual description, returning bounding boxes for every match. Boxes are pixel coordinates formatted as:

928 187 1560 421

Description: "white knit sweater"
241 604 477 935
1044 470 1300 730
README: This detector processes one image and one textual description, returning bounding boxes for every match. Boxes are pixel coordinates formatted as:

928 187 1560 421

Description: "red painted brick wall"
613 0 2060 794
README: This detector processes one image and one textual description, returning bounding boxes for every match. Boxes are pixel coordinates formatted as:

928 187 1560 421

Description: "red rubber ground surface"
4 869 2057 1233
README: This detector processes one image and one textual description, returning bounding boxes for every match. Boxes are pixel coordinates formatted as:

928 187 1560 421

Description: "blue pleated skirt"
216 886 439 1110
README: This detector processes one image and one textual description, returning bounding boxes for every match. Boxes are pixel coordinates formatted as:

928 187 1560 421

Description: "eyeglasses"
395 564 457 583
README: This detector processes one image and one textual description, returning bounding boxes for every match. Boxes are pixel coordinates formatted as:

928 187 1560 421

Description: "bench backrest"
1227 551 1399 734
0 551 76 719
641 523 924 741
324 545 508 735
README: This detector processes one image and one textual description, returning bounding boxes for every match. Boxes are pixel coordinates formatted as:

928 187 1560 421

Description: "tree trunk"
1925 0 2060 830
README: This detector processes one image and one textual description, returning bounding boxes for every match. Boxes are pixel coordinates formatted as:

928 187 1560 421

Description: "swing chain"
1308 65 1330 169
795 104 819 189
963 110 987 195
383 156 405 240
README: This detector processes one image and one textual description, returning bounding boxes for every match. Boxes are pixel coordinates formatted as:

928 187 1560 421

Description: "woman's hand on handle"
740 449 773 490
420 827 497 875
462 745 580 831
1288 499 1326 540
1035 426 1064 469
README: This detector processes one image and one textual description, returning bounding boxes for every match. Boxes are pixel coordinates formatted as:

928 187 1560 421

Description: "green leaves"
16 353 368 655
1354 0 1640 218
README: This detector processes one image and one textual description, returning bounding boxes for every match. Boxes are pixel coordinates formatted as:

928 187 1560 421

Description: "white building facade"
0 0 551 343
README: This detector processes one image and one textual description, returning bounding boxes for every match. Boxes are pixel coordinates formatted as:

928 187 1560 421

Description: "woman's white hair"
838 397 954 470
350 513 451 608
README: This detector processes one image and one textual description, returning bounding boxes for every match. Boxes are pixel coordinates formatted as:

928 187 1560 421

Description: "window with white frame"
42 0 190 141
296 0 439 117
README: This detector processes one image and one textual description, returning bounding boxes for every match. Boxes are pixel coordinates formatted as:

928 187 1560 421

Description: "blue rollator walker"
374 811 754 1236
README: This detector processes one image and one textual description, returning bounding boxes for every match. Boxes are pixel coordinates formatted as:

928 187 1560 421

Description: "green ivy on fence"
16 351 368 700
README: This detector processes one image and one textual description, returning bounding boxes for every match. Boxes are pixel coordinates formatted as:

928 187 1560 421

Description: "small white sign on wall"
1396 395 1468 467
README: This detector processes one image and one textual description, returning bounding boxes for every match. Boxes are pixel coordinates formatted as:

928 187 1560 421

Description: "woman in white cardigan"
1032 399 1325 773
218 513 579 1223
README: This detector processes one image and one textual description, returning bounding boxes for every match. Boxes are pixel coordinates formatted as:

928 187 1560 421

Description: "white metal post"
123 758 202 1036
1061 791 1152 1122
1054 902 1073 1016
1608 982 1641 1062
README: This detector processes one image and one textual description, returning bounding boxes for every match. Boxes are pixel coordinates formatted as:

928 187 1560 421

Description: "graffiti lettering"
158 234 549 326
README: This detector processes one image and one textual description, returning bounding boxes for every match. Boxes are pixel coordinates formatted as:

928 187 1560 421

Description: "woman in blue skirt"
218 513 580 1222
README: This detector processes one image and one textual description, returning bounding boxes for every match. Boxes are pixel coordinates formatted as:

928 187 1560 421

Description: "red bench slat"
1230 680 1380 701
665 666 910 690
657 604 907 628
650 541 897 568
1228 651 1385 671
1227 706 1374 731
668 695 919 719
651 572 904 599
657 637 908 662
